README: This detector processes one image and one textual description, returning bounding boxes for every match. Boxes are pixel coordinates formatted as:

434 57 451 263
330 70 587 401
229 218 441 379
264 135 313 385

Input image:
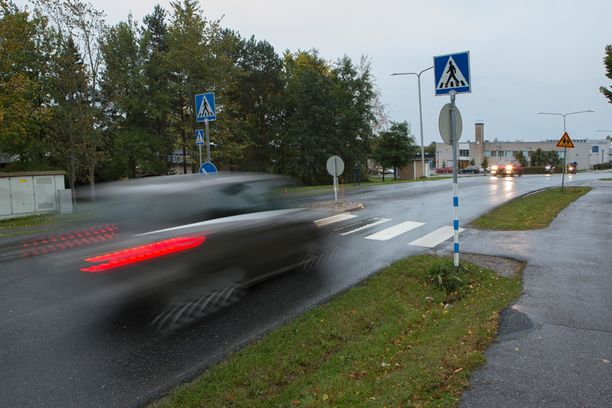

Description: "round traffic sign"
326 155 344 176
438 103 463 145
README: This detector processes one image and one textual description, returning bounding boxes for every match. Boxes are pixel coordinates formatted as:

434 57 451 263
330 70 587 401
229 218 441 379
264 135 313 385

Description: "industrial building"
435 122 611 171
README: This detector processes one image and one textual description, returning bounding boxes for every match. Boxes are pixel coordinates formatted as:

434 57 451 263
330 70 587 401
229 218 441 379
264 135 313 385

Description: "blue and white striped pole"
449 91 460 267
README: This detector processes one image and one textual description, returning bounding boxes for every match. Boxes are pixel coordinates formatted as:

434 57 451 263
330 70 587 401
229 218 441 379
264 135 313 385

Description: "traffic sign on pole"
195 129 205 145
433 51 471 96
194 92 216 122
556 132 575 148
438 103 463 145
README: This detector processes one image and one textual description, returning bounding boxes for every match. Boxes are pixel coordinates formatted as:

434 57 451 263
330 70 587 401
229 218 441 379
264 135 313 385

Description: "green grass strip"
154 255 522 407
470 187 591 231
287 177 450 196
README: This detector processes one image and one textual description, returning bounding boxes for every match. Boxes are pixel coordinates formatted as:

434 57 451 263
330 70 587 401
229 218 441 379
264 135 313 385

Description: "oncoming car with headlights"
490 162 522 177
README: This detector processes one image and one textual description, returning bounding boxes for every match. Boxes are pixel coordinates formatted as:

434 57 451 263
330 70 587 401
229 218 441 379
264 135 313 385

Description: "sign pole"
204 119 211 163
450 90 459 268
561 146 567 192
333 159 338 202
198 144 203 169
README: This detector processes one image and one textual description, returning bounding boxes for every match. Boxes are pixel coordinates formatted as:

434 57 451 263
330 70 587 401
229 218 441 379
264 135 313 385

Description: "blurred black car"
458 165 480 174
7 174 323 331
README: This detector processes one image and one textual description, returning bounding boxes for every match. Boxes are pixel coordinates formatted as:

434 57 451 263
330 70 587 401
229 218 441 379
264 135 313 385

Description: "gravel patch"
306 200 364 212
460 252 525 278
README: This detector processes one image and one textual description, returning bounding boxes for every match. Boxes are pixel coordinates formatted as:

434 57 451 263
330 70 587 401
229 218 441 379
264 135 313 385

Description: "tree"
46 36 92 193
424 141 436 155
530 148 560 167
373 121 417 181
34 0 106 198
0 2 52 169
513 151 527 166
166 0 220 174
529 148 545 166
481 157 489 169
99 17 151 178
600 45 612 104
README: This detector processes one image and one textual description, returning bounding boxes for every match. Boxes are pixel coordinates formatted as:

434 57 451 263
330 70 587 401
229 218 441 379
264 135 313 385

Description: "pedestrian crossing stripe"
436 56 469 90
556 132 574 148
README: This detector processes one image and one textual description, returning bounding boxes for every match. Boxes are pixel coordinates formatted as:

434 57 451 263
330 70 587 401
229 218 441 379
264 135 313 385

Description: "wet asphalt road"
0 172 608 407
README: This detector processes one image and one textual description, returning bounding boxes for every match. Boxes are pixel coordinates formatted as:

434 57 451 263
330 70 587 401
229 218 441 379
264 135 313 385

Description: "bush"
521 166 548 174
425 259 467 300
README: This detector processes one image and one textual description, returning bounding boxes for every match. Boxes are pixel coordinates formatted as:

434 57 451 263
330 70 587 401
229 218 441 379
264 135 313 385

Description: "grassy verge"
469 187 591 231
287 176 450 196
600 178 612 181
154 255 522 407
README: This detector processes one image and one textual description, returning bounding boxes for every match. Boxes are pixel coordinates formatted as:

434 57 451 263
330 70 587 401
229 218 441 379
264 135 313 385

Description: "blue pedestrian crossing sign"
195 129 204 145
195 92 216 122
433 51 471 96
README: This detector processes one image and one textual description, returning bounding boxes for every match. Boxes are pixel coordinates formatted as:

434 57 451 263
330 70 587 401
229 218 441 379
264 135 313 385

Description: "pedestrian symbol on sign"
198 97 213 118
194 92 216 122
437 57 468 90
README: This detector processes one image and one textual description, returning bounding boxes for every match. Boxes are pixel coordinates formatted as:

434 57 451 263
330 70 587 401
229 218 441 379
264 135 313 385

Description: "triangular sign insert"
436 56 469 90
556 132 575 148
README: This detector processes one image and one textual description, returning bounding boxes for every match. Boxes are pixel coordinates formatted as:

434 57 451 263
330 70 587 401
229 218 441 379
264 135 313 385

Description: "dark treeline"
1 0 408 188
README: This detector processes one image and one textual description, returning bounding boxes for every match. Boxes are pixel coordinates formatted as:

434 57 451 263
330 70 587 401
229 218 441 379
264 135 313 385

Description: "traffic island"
307 200 364 212
151 254 522 407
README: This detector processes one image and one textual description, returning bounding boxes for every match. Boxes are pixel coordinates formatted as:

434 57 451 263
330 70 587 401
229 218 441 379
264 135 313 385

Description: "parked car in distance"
458 165 480 174
436 167 453 174
490 162 522 177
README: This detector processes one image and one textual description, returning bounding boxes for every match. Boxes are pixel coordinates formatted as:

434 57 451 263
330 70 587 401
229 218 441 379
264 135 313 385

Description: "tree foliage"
1 1 385 185
600 44 612 104
529 148 559 167
373 121 417 180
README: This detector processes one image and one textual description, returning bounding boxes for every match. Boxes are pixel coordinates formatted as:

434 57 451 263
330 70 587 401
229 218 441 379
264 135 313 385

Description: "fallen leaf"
454 367 464 373
323 394 329 401
602 359 610 364
291 400 301 406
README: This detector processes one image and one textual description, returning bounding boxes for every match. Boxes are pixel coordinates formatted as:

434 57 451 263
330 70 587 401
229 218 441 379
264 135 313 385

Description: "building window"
491 150 497 157
505 151 513 158
459 149 469 157
592 146 599 153
484 150 491 157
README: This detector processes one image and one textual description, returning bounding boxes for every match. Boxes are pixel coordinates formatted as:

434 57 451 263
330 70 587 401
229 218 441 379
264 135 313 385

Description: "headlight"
491 165 498 171
505 165 513 171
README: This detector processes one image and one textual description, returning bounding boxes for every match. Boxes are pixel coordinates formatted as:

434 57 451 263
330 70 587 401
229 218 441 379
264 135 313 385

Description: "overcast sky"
18 0 612 145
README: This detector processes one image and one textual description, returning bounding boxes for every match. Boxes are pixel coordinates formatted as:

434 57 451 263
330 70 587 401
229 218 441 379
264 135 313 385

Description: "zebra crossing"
314 213 462 248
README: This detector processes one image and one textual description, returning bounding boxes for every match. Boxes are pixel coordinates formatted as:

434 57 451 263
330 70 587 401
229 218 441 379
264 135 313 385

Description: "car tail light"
80 235 206 273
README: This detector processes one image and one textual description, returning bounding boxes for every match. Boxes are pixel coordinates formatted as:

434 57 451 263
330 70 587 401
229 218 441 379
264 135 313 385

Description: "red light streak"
80 235 206 273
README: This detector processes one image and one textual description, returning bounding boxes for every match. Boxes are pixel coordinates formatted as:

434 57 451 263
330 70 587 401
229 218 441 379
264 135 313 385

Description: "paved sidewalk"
459 181 612 407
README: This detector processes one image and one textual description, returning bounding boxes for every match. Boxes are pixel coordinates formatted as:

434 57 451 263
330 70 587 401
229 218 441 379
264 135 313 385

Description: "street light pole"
392 66 434 179
537 110 594 191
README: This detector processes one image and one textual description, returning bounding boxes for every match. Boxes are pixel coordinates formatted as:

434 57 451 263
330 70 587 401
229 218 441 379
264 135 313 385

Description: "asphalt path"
0 172 607 407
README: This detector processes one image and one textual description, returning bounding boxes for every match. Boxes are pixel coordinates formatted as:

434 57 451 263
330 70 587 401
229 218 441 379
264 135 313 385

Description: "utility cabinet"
0 171 69 219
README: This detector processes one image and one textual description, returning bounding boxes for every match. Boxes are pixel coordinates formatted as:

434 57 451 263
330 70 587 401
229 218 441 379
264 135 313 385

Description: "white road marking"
314 213 357 227
338 218 390 236
360 195 376 199
137 209 303 236
409 226 464 248
364 220 424 241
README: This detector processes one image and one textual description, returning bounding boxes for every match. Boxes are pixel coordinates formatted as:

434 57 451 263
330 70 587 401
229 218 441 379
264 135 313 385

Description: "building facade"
435 122 611 170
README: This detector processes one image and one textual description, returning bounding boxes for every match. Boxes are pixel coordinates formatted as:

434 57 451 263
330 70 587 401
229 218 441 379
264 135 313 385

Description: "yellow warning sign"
556 132 574 148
